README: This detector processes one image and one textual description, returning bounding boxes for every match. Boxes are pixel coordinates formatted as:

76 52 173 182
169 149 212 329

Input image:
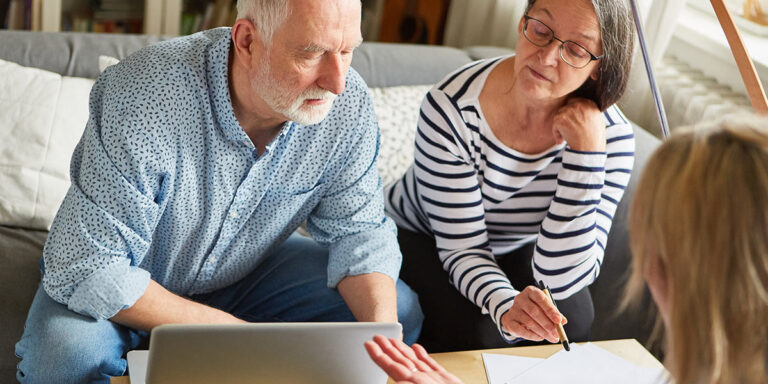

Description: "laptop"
126 322 400 384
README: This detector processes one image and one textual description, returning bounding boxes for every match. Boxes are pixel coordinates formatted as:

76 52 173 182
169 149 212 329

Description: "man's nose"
317 53 346 95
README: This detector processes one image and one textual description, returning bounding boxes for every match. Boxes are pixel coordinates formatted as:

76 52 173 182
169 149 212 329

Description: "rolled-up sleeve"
42 72 165 320
305 84 401 287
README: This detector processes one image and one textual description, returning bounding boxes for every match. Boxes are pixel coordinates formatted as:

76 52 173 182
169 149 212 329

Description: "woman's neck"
506 91 563 131
494 58 566 132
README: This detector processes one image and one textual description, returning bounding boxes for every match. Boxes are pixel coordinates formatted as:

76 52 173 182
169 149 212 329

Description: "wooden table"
429 339 662 384
111 338 662 384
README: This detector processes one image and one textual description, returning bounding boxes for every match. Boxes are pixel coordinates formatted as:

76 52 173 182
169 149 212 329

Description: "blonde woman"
366 113 768 384
625 113 768 384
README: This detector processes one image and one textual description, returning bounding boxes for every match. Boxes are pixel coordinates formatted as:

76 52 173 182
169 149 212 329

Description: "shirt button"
209 256 217 263
230 210 239 219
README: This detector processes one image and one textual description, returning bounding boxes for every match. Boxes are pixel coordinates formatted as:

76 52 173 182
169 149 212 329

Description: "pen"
537 280 570 352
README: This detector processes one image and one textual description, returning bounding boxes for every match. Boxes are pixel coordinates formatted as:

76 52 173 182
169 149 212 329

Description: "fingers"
526 286 565 326
367 337 463 384
391 338 433 372
365 339 415 381
412 343 447 373
518 288 559 342
551 124 564 144
372 335 420 372
502 287 569 343
506 319 544 341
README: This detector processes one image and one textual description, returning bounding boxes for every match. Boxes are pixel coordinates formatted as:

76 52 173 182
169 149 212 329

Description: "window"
666 0 768 96
688 0 768 36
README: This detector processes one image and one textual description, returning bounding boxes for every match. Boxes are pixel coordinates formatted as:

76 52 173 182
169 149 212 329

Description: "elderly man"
14 0 423 382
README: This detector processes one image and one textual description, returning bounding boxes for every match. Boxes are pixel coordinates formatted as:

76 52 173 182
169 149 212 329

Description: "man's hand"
365 335 463 384
500 286 567 343
337 272 397 322
552 98 606 152
110 280 245 331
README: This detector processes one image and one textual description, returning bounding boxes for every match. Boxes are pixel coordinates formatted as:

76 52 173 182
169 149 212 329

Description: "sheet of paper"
508 343 667 384
481 353 543 384
127 350 149 384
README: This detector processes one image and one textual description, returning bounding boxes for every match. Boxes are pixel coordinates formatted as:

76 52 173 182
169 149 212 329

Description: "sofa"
0 30 660 382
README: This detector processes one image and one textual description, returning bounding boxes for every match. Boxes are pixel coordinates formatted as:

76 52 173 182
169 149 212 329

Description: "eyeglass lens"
524 17 592 68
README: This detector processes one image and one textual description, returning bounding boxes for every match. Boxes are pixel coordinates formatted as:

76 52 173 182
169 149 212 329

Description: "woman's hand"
501 286 567 343
552 98 606 152
365 335 463 384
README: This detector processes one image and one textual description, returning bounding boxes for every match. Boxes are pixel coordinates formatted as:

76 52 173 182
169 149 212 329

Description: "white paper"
127 350 149 384
481 353 543 384
510 343 666 383
483 343 668 384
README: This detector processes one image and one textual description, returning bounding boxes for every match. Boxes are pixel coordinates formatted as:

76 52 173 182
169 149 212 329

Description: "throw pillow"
0 59 94 230
369 85 431 185
98 55 121 73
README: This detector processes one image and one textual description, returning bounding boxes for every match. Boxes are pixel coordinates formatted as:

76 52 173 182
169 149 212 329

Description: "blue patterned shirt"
41 28 401 320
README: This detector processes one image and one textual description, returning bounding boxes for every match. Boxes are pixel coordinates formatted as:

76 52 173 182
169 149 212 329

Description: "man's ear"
518 15 525 36
231 18 263 69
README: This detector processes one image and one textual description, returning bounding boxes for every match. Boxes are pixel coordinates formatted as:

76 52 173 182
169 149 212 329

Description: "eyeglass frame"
522 15 603 69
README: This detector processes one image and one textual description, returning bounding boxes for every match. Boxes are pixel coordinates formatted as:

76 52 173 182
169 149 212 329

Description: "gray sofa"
0 30 660 382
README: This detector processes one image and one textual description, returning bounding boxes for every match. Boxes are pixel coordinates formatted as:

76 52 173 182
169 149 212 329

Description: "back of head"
524 0 635 110
628 113 768 384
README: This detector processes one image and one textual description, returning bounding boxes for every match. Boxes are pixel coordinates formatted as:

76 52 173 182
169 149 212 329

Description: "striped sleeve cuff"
488 288 520 342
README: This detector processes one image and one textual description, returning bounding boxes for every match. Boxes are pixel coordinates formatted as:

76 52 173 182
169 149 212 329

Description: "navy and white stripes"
384 56 634 340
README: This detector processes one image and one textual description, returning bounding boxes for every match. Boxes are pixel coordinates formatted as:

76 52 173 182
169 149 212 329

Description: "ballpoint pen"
538 280 570 352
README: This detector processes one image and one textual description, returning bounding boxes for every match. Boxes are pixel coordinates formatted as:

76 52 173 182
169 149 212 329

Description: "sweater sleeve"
410 89 520 341
532 106 635 300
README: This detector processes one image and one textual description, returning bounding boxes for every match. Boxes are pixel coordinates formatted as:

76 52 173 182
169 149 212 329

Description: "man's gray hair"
524 0 634 111
237 0 292 45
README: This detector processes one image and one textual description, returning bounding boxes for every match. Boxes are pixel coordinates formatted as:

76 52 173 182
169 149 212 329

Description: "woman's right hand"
365 335 463 384
500 286 567 343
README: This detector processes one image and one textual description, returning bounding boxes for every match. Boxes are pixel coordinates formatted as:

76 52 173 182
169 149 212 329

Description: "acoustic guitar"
378 0 451 45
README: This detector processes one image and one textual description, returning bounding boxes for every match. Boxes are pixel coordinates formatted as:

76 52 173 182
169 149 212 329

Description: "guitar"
378 0 450 45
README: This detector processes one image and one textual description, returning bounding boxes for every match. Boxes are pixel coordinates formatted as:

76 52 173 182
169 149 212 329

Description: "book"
0 0 11 28
7 0 24 29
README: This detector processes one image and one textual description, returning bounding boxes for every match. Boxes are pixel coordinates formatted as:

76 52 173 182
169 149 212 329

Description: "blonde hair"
626 113 768 384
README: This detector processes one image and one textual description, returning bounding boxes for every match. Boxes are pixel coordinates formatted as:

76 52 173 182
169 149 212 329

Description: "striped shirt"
384 56 635 340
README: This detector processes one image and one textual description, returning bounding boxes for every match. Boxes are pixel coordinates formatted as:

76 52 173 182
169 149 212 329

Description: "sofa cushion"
352 42 472 87
370 85 432 185
0 59 93 230
0 225 47 382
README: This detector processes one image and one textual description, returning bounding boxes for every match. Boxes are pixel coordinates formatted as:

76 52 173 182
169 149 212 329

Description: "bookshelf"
1 0 179 34
3 0 385 38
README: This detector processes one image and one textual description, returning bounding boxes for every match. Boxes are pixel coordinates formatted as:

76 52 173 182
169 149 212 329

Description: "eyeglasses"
522 15 603 69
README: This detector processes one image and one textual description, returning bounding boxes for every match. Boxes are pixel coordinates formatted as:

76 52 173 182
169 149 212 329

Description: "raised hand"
364 335 463 384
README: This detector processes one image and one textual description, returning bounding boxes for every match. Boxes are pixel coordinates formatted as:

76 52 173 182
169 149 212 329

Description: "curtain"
619 0 688 134
442 0 526 48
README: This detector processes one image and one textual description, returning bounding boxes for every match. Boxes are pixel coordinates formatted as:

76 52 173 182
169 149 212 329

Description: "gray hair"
525 0 635 111
237 0 292 45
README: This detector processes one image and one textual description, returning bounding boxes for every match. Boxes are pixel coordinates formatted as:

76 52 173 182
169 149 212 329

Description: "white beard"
252 59 337 126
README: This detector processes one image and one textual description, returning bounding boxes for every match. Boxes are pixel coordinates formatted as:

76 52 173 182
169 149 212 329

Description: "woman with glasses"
385 0 636 351
371 114 768 384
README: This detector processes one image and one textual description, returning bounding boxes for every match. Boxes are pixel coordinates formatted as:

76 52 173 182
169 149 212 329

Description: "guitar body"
378 0 450 44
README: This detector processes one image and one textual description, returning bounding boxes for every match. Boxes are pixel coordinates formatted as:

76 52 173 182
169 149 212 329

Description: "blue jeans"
15 234 423 383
